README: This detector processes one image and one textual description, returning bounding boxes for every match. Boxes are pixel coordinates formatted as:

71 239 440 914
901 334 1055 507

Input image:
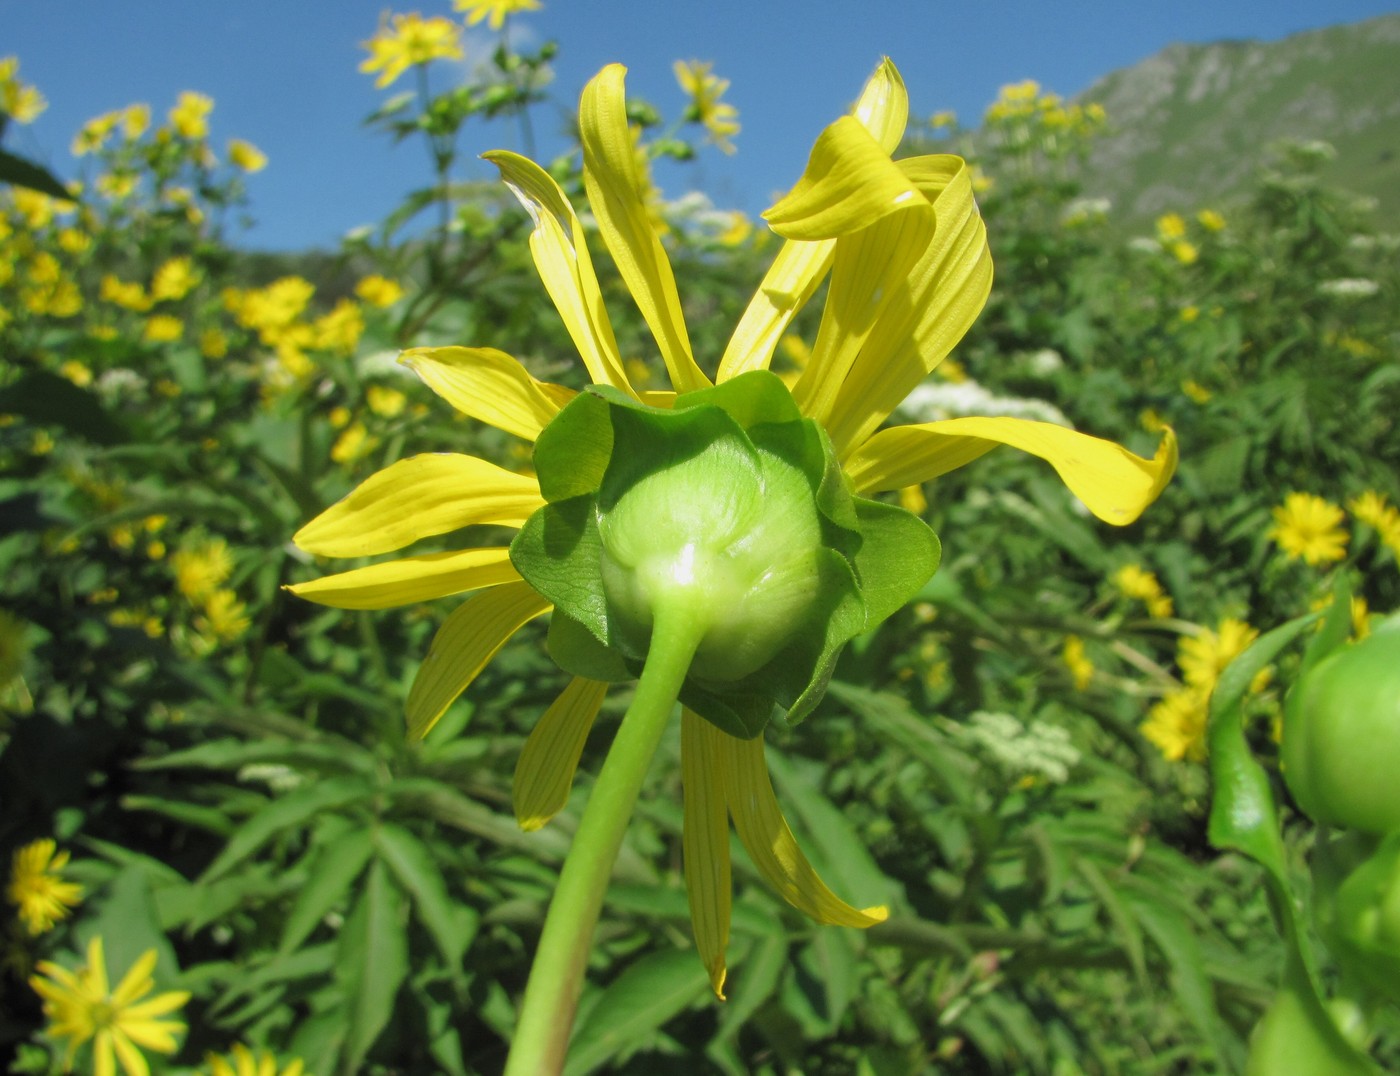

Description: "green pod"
1282 620 1400 835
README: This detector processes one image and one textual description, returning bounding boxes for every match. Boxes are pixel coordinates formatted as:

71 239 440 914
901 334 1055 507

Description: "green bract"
1328 832 1400 1006
1281 618 1400 835
509 369 941 739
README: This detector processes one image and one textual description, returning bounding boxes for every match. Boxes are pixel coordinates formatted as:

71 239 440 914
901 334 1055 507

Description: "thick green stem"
503 605 702 1076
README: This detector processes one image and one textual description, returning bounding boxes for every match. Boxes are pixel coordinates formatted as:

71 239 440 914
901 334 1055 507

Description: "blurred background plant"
2 4 1399 1073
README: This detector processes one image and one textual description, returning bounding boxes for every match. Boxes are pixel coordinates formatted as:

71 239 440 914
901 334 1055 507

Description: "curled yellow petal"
847 419 1178 526
851 57 909 154
718 730 887 928
287 547 521 610
513 677 608 831
293 454 544 558
401 346 574 441
763 116 921 242
483 150 635 394
406 582 552 740
682 709 731 999
580 64 710 394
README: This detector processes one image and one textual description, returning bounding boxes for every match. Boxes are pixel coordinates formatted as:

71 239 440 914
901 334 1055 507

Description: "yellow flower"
227 139 268 173
366 384 408 418
1269 491 1348 566
7 839 82 935
1141 686 1208 762
455 0 542 30
360 13 464 89
330 422 375 465
312 298 364 355
205 1044 306 1076
59 360 93 387
1 56 46 123
1169 240 1198 265
1179 617 1258 691
143 315 184 343
151 256 200 302
100 275 152 312
197 589 251 643
287 60 1175 996
354 274 404 308
1155 213 1186 241
30 936 189 1076
171 538 233 601
169 91 213 139
1196 208 1226 232
1181 378 1211 403
1112 564 1173 618
122 103 151 139
673 60 741 154
1063 635 1093 690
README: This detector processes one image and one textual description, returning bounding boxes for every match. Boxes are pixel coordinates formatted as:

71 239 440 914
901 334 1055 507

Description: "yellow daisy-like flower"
355 274 405 308
1141 686 1208 763
142 314 184 344
30 936 189 1076
359 13 464 90
1062 635 1093 690
1179 617 1258 692
288 60 1175 996
1112 563 1173 618
7 839 83 935
171 538 233 601
168 91 213 140
1269 491 1348 566
205 1043 306 1076
673 60 741 154
227 139 268 173
1 55 46 123
455 0 542 31
151 256 200 303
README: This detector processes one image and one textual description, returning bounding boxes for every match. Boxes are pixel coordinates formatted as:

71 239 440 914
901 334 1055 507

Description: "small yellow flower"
1141 686 1208 762
143 315 184 343
1196 208 1226 232
30 936 189 1076
100 275 152 312
366 385 408 418
7 839 82 935
1179 618 1258 691
330 421 375 464
1155 213 1187 241
151 256 200 303
1062 635 1093 690
312 298 364 355
206 1043 307 1076
673 60 741 154
455 0 542 31
169 91 213 139
1112 564 1173 618
1269 492 1348 566
360 13 464 89
171 538 233 601
898 484 927 516
227 139 268 173
1181 378 1211 403
59 361 93 387
122 103 151 139
929 110 957 129
1168 240 1198 265
198 589 251 643
354 274 404 308
1 56 47 123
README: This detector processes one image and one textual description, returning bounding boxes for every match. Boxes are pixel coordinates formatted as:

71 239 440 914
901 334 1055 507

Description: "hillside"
1073 12 1400 229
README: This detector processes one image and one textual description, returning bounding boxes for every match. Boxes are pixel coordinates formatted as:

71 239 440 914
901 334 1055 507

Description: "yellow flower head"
171 538 233 601
1141 686 1208 762
143 314 184 343
197 589 251 643
1 55 46 123
1179 617 1258 691
366 384 408 418
1112 564 1173 618
673 60 741 154
151 256 200 303
168 91 214 139
312 298 364 355
455 0 542 30
72 111 120 156
1348 490 1397 532
206 1044 306 1076
7 838 82 935
1062 635 1093 690
354 274 405 308
122 103 151 139
227 139 268 173
287 59 1176 998
1196 208 1226 232
1155 213 1187 241
1269 491 1348 566
30 937 189 1076
360 13 464 89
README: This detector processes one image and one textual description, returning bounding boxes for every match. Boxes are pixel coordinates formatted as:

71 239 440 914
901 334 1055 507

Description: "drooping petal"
763 116 921 242
109 1031 150 1076
286 547 521 609
681 709 732 999
791 201 935 425
580 65 710 394
718 730 887 928
406 582 552 740
513 677 608 831
847 419 1179 527
293 454 544 558
717 58 909 381
824 156 993 455
482 150 635 394
400 346 575 441
93 1032 117 1076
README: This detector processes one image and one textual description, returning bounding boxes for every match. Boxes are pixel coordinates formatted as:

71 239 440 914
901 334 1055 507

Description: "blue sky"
6 1 1397 251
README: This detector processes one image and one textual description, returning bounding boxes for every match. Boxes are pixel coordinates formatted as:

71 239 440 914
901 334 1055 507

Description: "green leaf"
279 829 376 954
1075 858 1146 982
673 368 804 429
532 390 613 502
0 146 72 200
375 823 478 967
0 370 128 445
563 949 710 1076
510 494 611 644
199 776 372 884
336 859 410 1075
850 496 941 629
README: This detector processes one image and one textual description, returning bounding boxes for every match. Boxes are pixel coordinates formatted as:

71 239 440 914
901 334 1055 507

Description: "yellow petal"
681 709 732 999
717 59 909 381
513 677 608 831
824 156 993 456
293 454 543 558
94 1032 117 1076
109 1030 152 1076
847 419 1179 526
791 201 935 426
400 346 575 441
718 730 887 928
406 582 551 740
763 115 921 242
579 64 710 394
286 548 521 610
482 150 635 394
110 949 158 1006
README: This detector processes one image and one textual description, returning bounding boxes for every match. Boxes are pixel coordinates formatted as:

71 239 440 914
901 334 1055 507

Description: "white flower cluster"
1317 278 1380 299
960 710 1081 785
897 378 1070 427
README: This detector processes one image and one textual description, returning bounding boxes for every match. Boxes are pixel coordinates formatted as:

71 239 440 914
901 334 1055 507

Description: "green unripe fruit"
1281 622 1400 835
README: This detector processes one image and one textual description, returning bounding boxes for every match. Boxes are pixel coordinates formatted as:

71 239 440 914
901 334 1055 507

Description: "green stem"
503 605 702 1076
